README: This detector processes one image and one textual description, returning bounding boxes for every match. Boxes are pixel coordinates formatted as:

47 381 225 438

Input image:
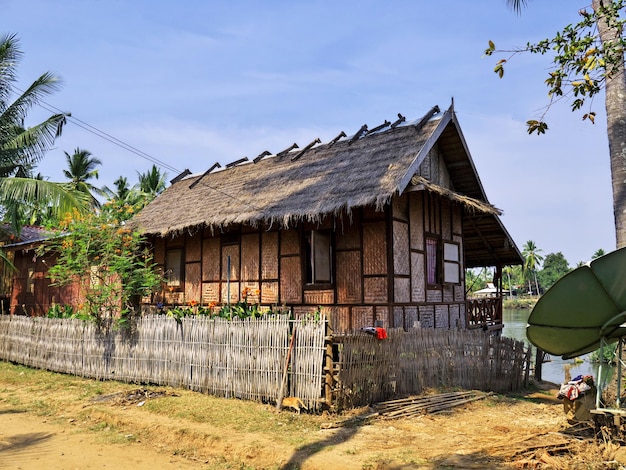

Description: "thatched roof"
131 104 523 267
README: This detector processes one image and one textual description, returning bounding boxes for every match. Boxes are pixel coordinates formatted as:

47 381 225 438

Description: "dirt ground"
1 373 625 470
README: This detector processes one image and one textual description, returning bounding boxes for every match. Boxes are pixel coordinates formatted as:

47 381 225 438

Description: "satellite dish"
527 246 626 359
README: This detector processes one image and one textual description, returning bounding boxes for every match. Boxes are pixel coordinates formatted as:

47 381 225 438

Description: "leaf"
583 112 596 124
494 63 504 78
527 120 548 135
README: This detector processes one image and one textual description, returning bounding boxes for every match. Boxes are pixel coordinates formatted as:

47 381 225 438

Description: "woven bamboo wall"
0 315 327 410
334 328 529 408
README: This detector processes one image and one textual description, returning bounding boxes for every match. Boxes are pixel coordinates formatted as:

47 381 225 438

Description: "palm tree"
503 265 514 297
522 240 543 295
63 147 106 208
592 248 606 259
505 1 626 250
0 33 88 231
137 165 167 199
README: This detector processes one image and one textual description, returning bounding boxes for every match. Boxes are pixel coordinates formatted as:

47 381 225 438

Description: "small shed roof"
131 104 523 267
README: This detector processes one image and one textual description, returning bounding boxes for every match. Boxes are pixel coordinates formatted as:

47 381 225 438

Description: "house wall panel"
449 304 461 328
394 277 410 303
393 306 404 329
281 231 300 256
376 306 389 326
241 281 260 303
221 244 240 281
364 277 387 303
185 262 201 303
411 252 425 302
261 281 278 304
202 282 220 303
458 303 467 328
419 305 434 328
292 306 319 318
154 237 165 265
221 282 241 304
303 289 334 305
435 305 449 328
452 204 463 235
426 289 442 303
336 251 362 304
331 307 350 333
165 291 184 305
280 256 301 303
393 221 410 275
392 194 409 221
202 237 220 281
351 306 374 330
261 231 279 280
405 306 418 328
335 220 361 250
409 192 424 250
241 233 260 281
186 235 201 262
363 222 387 275
441 198 451 240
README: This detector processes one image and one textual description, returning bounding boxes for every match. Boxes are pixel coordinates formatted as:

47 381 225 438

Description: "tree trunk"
594 0 626 249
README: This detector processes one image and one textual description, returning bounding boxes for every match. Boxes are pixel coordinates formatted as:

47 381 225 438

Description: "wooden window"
443 242 460 284
426 236 440 287
304 230 332 285
165 248 183 288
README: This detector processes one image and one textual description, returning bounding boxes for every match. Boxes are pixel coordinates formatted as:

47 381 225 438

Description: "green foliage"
589 342 617 364
46 303 90 320
0 33 89 230
536 252 571 291
38 207 162 326
486 1 626 133
159 288 288 323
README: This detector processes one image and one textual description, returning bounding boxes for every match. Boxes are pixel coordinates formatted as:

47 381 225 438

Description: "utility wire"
12 85 266 213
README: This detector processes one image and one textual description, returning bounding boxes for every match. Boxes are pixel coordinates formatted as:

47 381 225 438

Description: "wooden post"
324 320 333 407
534 347 544 381
276 324 296 410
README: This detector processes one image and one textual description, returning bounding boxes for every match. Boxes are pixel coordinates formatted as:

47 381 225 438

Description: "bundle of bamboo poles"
373 390 492 419
321 390 492 429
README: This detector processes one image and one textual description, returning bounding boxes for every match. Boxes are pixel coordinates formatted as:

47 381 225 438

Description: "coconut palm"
63 147 106 208
592 248 606 260
137 165 167 199
0 33 88 231
522 240 543 295
504 1 626 249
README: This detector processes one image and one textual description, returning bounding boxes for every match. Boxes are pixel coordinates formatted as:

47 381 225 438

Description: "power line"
22 94 181 175
12 85 266 213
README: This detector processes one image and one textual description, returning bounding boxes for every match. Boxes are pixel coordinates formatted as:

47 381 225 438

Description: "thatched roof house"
132 103 522 331
134 105 518 267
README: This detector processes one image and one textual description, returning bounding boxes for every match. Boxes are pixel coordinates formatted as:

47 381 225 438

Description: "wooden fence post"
324 320 333 408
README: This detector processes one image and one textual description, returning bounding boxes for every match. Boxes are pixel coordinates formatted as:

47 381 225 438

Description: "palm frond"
0 177 90 220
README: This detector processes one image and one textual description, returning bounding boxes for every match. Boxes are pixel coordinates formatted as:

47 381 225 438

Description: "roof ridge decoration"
189 162 221 189
291 138 321 162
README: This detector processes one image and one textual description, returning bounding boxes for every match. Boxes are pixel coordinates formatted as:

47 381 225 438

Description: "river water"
501 308 613 387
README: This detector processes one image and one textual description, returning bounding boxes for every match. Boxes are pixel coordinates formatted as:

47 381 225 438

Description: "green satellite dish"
527 247 626 359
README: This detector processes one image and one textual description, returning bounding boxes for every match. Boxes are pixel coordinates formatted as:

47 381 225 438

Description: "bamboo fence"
0 314 326 410
334 327 530 408
0 316 530 411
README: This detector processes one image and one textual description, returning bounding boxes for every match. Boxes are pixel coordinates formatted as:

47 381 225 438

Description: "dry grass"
1 361 625 469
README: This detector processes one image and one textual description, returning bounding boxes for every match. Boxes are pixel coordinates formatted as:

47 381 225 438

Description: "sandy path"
0 408 196 470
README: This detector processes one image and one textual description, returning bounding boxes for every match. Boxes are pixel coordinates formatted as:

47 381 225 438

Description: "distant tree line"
466 241 607 297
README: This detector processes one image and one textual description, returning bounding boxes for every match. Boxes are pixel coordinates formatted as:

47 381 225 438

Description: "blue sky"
4 0 614 266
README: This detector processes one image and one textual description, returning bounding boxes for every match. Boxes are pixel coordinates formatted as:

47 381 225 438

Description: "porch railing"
466 297 503 331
